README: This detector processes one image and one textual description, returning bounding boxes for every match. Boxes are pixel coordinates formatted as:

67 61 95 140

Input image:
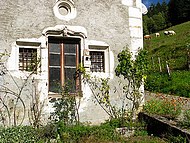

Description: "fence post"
187 49 190 70
166 61 171 76
158 57 162 73
151 57 155 71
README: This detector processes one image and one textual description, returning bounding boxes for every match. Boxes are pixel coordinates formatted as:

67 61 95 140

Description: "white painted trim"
53 0 77 21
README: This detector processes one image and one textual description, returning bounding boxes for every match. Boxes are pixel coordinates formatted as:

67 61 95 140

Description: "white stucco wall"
0 0 144 125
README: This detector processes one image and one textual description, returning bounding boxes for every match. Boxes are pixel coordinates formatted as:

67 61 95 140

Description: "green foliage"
54 120 124 143
0 122 167 143
143 96 182 119
168 0 190 25
167 134 187 143
143 0 189 34
0 126 44 143
50 83 80 125
145 71 190 97
134 130 148 137
56 121 91 142
38 123 58 141
144 22 190 97
116 47 148 87
143 2 169 34
152 12 167 31
115 47 148 117
179 109 190 128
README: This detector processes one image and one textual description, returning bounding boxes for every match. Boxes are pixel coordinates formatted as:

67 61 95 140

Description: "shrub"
179 109 190 128
0 126 44 143
143 95 182 119
38 123 58 141
167 134 187 143
55 120 124 142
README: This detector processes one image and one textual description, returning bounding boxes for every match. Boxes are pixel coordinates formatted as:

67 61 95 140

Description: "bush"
167 134 187 143
38 123 58 141
143 95 182 119
55 120 124 142
0 126 44 143
179 109 190 128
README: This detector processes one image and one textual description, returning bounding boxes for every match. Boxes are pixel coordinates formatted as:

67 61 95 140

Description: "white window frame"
85 40 114 79
15 39 41 73
89 45 110 74
18 47 38 72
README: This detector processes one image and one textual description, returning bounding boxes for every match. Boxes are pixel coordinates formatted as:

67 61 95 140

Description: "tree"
147 17 156 33
168 0 190 25
152 12 167 31
143 15 150 35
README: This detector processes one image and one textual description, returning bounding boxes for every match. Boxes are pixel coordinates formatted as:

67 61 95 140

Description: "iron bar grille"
90 51 105 72
19 48 37 72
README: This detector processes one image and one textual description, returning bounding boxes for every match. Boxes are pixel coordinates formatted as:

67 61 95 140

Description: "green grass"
0 123 167 143
144 21 190 97
145 71 190 97
145 21 190 71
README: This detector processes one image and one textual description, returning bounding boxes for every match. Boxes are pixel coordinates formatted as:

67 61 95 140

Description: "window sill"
48 91 83 99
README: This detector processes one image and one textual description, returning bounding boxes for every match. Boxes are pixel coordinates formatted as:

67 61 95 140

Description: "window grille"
90 51 105 72
19 48 37 72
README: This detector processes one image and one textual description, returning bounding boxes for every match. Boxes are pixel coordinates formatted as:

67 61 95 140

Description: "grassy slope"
144 21 190 71
144 21 190 97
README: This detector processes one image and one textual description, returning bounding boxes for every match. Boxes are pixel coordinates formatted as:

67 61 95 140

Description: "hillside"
144 21 190 97
144 21 190 71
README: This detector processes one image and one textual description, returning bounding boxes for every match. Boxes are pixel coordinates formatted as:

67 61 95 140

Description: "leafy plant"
0 126 44 143
167 134 187 143
55 120 124 143
143 95 182 119
115 47 148 119
80 47 148 123
179 109 190 128
80 65 127 122
50 82 80 125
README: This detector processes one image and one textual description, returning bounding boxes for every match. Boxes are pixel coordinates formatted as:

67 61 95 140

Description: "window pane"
49 67 61 92
64 44 76 53
90 51 105 72
64 55 76 66
49 43 60 53
50 54 60 66
64 68 76 92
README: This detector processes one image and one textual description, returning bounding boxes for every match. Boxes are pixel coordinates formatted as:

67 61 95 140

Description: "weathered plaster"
0 0 145 125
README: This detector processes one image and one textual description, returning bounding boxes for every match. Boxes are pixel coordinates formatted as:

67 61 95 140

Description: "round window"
58 6 68 16
53 0 77 21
